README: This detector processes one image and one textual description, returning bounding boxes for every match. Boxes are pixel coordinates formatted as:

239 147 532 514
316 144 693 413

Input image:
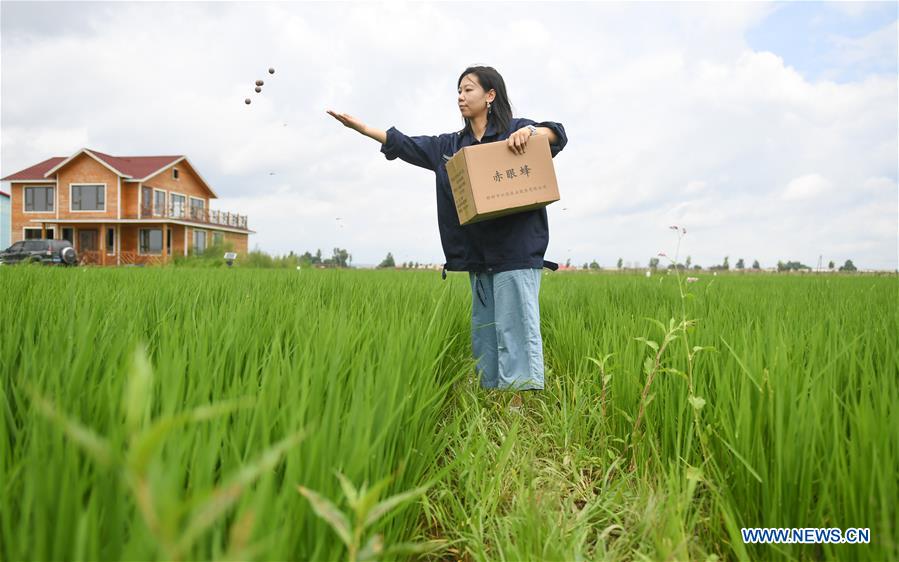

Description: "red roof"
89 150 183 179
1 157 66 181
1 150 183 181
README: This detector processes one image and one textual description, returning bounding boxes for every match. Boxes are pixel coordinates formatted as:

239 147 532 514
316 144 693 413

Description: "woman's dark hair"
457 65 513 137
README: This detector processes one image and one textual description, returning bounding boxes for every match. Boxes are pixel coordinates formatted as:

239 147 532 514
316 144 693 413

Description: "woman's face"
458 73 495 119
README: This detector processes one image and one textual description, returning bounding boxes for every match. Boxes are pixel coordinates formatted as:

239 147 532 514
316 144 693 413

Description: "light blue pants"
469 268 545 390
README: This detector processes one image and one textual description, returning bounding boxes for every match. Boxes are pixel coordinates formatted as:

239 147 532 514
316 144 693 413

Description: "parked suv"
0 239 78 266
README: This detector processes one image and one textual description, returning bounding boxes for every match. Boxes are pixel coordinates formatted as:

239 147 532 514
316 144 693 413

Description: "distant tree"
736 258 745 270
331 247 351 268
582 263 589 270
752 260 760 270
314 248 322 264
565 258 571 268
685 255 692 269
838 259 857 272
414 261 419 268
617 257 623 269
648 257 660 270
723 256 730 270
828 260 835 270
693 264 702 270
378 252 396 268
590 260 601 270
778 260 812 272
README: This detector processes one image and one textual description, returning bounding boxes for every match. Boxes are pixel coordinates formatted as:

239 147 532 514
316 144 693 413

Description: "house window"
24 227 55 240
71 185 105 211
139 228 163 254
62 228 74 243
107 228 115 253
193 230 207 254
141 186 153 216
190 197 205 221
24 186 54 212
154 190 166 217
173 168 179 180
171 194 186 218
212 232 224 247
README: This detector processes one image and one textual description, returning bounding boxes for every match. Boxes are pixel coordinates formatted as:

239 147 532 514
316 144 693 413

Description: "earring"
487 101 492 114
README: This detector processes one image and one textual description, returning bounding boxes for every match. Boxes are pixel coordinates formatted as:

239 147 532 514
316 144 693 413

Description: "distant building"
2 148 254 265
0 189 10 250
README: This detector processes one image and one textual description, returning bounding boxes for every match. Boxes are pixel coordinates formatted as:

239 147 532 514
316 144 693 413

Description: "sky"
1 1 896 270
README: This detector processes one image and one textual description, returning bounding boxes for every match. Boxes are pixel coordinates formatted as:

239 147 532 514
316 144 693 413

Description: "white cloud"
782 174 833 200
684 180 708 194
862 176 896 192
828 2 885 19
830 21 898 64
1 1 896 270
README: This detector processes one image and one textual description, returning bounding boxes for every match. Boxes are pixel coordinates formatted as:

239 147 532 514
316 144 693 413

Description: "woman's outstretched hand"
326 110 366 134
326 110 387 144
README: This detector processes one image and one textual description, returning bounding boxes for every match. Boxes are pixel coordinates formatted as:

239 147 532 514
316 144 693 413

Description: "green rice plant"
626 226 716 474
23 342 304 561
0 267 470 560
297 465 444 561
0 263 895 561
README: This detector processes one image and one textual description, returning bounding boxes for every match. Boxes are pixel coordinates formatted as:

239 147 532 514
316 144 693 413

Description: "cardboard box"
444 134 560 225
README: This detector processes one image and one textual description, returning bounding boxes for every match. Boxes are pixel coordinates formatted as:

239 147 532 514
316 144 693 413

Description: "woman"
327 65 567 395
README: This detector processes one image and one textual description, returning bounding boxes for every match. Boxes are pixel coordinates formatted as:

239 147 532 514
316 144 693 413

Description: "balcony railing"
140 205 248 230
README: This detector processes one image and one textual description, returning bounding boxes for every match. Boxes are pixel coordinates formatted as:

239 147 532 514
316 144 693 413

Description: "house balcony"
139 205 249 230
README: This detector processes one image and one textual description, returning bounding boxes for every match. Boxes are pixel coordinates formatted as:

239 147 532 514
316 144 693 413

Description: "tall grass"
1 265 895 560
1 267 468 560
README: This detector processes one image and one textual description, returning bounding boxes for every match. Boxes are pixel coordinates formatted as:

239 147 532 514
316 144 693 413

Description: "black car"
0 239 78 266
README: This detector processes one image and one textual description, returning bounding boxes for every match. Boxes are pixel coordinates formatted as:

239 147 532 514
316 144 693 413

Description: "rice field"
0 265 896 561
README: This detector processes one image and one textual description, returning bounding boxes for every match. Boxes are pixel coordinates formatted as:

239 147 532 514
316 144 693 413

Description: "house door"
78 229 98 252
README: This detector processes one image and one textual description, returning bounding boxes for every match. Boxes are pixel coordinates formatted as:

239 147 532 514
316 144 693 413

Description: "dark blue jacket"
380 117 567 277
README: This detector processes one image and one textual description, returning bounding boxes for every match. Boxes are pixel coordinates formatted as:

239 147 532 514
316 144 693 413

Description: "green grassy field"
1 266 896 561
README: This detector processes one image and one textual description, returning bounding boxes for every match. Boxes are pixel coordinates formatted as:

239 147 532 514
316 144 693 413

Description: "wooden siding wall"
123 182 139 218
172 225 186 256
11 183 55 243
134 160 212 217
223 231 249 255
57 153 120 220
